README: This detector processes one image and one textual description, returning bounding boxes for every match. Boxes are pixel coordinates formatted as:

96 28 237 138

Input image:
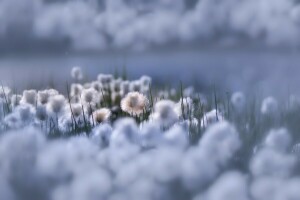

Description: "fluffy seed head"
11 94 22 108
70 84 83 97
20 90 37 105
71 103 83 118
91 108 111 124
71 66 83 81
121 92 148 116
151 100 178 127
130 80 142 92
261 97 278 115
48 95 66 114
37 90 50 105
97 74 113 85
0 86 11 99
81 88 99 104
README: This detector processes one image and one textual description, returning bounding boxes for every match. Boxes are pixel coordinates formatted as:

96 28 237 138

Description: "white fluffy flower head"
151 100 178 127
71 66 83 81
91 108 111 124
121 92 148 116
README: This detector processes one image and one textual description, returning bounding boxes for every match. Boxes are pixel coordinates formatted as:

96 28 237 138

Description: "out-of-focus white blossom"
151 100 178 127
121 92 148 116
71 66 83 81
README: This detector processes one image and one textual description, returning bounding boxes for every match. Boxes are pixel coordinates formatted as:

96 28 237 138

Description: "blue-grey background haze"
0 0 299 95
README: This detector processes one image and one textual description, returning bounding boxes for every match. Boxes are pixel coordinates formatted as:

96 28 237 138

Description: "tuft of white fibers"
37 90 50 105
47 95 66 115
110 79 122 93
250 148 296 178
264 128 291 152
70 83 83 97
46 89 59 97
90 108 111 124
121 92 149 116
130 80 142 92
15 104 35 123
58 114 74 133
275 178 300 200
148 148 183 183
110 118 140 146
20 90 37 105
81 88 100 104
4 113 22 128
163 124 189 148
201 109 224 128
91 81 102 92
251 177 284 200
0 86 11 99
261 96 279 115
97 74 113 86
181 147 219 191
70 103 83 118
140 75 152 88
231 92 246 112
197 171 249 200
0 127 46 199
83 102 97 116
71 66 83 81
11 94 22 108
183 86 194 98
36 137 99 185
174 97 194 119
36 105 48 122
139 121 163 148
53 170 112 200
199 121 241 164
151 100 178 128
90 123 113 148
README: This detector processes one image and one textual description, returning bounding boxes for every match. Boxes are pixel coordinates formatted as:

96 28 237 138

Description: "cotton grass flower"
37 90 50 105
20 90 37 105
261 96 279 115
70 84 83 97
151 100 178 127
140 75 152 88
110 79 122 92
71 66 83 81
91 81 102 92
174 97 194 119
47 95 66 115
265 128 291 152
91 108 111 124
121 92 148 116
97 74 113 86
0 86 11 99
130 80 142 92
11 94 21 108
201 109 224 127
81 88 100 104
70 103 83 118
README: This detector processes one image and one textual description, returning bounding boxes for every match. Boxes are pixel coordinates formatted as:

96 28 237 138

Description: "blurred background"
0 0 300 95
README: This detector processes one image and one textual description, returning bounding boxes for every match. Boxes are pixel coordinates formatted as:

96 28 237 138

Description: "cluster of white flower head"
0 67 299 200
